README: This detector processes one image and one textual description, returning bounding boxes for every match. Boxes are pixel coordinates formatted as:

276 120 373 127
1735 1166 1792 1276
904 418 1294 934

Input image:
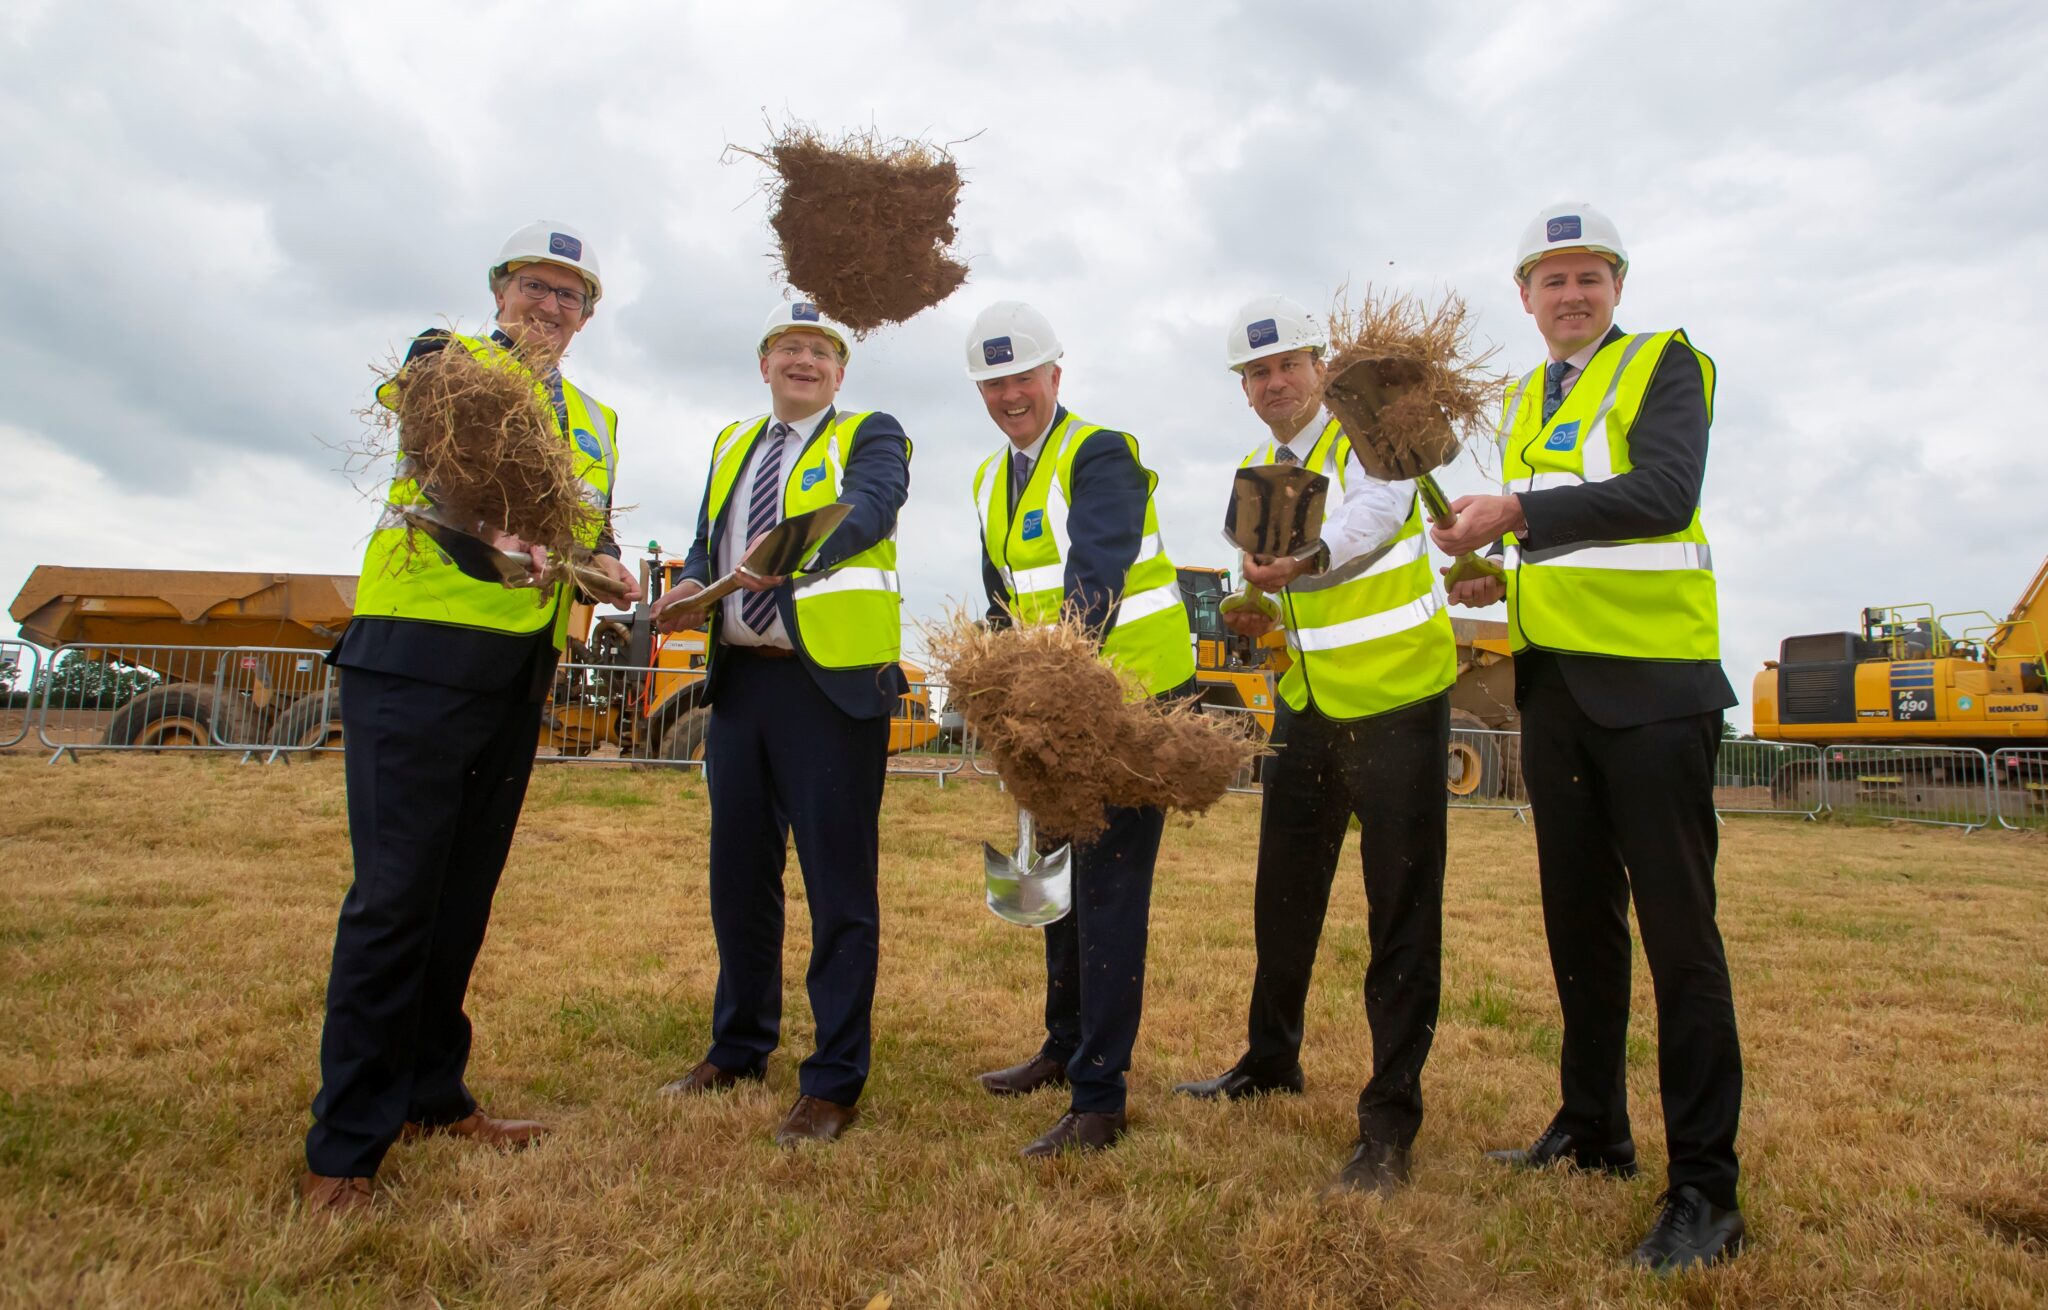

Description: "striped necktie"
739 422 791 635
1542 360 1571 422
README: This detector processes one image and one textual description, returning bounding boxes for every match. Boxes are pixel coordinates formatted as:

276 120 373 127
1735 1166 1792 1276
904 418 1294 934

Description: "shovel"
681 502 853 613
1218 464 1330 618
982 807 1073 927
400 505 636 606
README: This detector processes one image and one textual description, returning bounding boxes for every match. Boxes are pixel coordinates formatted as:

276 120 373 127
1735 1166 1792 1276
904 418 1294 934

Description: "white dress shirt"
1005 419 1055 500
1274 411 1414 572
718 405 830 647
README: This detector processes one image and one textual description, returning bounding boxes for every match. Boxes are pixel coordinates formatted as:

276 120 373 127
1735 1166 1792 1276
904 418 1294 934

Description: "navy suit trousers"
1036 801 1166 1115
703 649 890 1105
306 665 543 1178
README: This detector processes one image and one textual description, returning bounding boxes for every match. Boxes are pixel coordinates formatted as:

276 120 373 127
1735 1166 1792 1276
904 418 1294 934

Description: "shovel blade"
742 502 853 578
983 841 1074 927
1223 466 1329 561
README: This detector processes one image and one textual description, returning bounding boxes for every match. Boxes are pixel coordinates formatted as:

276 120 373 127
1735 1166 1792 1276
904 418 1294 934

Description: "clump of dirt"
731 123 969 334
928 613 1264 843
1318 286 1505 481
366 342 594 559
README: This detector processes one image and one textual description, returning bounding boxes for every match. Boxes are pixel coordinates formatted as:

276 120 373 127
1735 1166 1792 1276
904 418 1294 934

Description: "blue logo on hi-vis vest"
792 302 820 321
1246 318 1279 349
800 464 826 491
1021 509 1045 540
983 336 1014 366
548 232 582 261
1544 420 1581 451
574 428 603 460
1546 215 1582 242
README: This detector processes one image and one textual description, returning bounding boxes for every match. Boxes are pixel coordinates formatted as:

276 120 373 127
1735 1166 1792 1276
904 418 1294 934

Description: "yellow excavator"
1750 554 2047 809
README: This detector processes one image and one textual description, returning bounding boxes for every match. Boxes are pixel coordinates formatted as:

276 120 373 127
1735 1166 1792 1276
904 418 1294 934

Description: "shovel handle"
1417 473 1457 527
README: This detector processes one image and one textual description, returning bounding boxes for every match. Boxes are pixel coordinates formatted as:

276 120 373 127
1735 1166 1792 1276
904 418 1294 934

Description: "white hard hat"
1226 295 1326 372
491 220 602 304
1515 202 1629 281
759 298 852 362
965 301 1063 381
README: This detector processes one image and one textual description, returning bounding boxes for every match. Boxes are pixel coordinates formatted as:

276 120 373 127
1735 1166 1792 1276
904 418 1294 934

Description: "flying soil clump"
733 123 969 334
1317 286 1505 480
929 613 1264 843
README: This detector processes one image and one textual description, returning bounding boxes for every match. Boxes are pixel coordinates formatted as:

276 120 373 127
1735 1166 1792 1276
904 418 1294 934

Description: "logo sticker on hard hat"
1545 215 1581 243
800 464 827 491
1021 509 1045 540
548 232 583 261
1246 318 1279 349
574 428 604 460
1544 420 1581 452
792 303 820 322
983 337 1014 366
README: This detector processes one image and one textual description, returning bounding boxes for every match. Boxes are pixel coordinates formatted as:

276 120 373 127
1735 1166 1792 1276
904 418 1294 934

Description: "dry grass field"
0 754 2044 1308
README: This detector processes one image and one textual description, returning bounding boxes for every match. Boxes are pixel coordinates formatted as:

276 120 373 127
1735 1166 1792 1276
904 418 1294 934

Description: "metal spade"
1218 464 1330 617
683 501 854 612
982 807 1073 927
400 505 635 606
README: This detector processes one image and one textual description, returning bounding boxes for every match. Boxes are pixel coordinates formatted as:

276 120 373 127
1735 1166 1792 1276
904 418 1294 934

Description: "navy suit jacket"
980 408 1194 701
682 407 911 721
1511 324 1737 728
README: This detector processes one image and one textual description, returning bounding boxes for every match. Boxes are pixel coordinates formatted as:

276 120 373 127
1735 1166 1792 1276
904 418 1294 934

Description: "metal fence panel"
1 640 42 750
1992 747 2048 830
1447 727 1528 816
1816 744 1994 831
34 644 333 761
1713 739 1824 819
886 682 968 786
535 660 701 769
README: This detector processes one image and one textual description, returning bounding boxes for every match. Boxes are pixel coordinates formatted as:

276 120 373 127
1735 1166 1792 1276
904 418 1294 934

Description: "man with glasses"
648 298 911 1150
302 221 640 1215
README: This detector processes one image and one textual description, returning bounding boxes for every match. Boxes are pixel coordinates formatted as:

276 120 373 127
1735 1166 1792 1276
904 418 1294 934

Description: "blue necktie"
1542 361 1570 423
1274 445 1301 465
739 423 791 635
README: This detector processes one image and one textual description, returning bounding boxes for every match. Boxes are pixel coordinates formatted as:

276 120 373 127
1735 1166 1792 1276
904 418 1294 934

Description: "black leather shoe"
1485 1121 1638 1178
1171 1061 1305 1101
1630 1185 1745 1272
977 1052 1068 1096
1326 1138 1412 1196
1020 1110 1127 1158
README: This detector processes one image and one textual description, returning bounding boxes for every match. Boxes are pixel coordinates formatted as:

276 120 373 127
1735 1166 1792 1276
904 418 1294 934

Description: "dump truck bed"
9 567 357 653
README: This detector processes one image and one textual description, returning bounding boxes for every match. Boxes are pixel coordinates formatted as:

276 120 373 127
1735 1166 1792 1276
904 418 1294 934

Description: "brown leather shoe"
977 1052 1069 1097
403 1108 550 1151
299 1171 374 1216
773 1094 858 1147
659 1059 766 1097
1020 1110 1127 1158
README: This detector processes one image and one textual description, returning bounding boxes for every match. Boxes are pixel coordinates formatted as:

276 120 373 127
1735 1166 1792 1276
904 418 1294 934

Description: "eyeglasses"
513 274 588 313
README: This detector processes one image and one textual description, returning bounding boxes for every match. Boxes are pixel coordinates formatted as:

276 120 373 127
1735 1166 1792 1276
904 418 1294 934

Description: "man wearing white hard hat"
1171 296 1455 1195
1433 203 1744 1270
303 220 640 1215
963 301 1196 1157
647 298 911 1149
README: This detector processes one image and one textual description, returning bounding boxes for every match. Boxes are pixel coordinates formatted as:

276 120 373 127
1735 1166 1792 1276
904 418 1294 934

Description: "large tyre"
271 688 344 756
657 707 711 763
102 685 252 751
1446 709 1503 798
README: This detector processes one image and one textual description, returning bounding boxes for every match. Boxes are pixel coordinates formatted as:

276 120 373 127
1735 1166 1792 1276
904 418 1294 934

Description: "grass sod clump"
1318 285 1506 482
926 611 1263 843
1 755 2046 1306
730 122 970 334
362 340 596 562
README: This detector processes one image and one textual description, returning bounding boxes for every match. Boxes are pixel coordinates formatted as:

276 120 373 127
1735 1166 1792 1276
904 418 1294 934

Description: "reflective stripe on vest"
353 332 616 646
703 409 905 669
1240 419 1455 719
974 413 1195 699
1499 329 1720 662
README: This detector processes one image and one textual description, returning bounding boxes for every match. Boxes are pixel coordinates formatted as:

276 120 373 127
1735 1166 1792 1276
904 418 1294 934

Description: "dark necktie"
1010 452 1033 512
739 422 791 635
1274 445 1301 465
1542 360 1571 423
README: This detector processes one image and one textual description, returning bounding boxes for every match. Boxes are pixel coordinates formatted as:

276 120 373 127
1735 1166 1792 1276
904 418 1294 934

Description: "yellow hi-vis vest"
1499 330 1719 661
354 332 616 649
703 410 905 669
1242 418 1456 720
973 413 1196 699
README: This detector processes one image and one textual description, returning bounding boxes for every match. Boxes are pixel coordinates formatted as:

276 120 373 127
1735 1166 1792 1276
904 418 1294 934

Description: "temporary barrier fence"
34 643 333 762
1446 726 1529 817
1 640 42 750
1813 744 1994 831
1991 747 2048 830
885 682 970 786
536 660 701 769
1712 739 1825 819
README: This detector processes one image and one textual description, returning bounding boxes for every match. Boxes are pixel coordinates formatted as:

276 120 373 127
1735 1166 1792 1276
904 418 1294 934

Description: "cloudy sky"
5 0 2044 726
